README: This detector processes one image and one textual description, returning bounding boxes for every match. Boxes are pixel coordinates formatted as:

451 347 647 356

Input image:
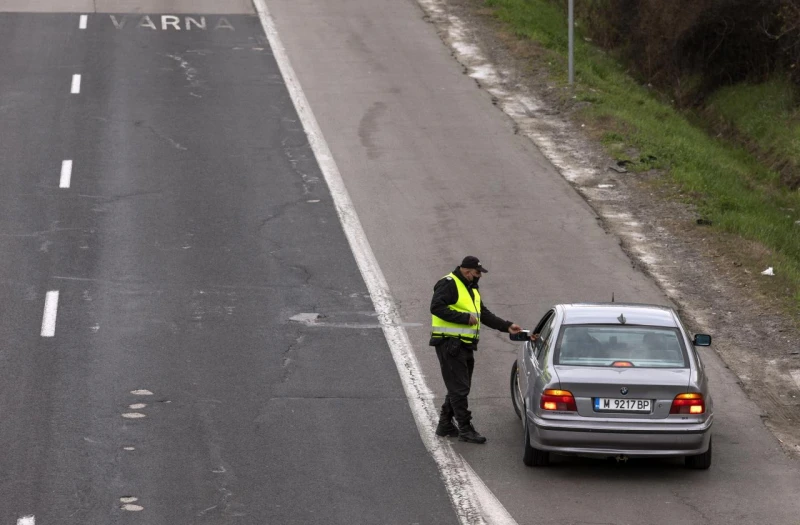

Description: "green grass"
484 0 800 310
707 79 800 175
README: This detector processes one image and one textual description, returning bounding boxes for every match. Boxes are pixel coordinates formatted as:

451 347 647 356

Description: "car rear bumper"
529 414 713 458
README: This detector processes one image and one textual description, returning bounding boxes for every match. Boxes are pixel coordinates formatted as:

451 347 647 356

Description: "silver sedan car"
510 303 714 469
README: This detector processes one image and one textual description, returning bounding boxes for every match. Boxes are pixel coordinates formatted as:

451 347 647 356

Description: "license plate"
594 398 651 412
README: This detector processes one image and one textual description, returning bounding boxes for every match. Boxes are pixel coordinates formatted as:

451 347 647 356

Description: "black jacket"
429 266 513 348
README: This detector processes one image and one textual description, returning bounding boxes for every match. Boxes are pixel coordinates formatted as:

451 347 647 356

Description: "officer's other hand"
508 323 522 334
530 332 540 341
468 315 479 326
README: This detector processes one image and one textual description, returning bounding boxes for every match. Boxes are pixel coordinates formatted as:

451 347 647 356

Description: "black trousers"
435 337 475 427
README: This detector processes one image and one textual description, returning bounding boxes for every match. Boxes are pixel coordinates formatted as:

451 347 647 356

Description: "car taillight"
670 393 705 415
541 389 577 411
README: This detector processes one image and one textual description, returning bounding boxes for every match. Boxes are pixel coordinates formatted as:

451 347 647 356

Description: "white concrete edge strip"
251 2 517 524
41 290 59 337
60 159 73 188
17 517 34 525
79 14 87 29
71 74 81 94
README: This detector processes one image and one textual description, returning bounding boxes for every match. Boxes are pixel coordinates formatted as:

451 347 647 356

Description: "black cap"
461 255 488 273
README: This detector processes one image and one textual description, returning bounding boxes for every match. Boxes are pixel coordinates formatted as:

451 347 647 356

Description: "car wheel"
510 360 523 420
685 437 712 470
523 405 549 467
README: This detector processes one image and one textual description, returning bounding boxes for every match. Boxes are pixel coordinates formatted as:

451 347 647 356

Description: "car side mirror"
509 330 532 342
693 334 712 346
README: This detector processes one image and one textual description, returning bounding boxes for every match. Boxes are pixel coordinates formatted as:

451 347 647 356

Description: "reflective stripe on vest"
431 273 481 342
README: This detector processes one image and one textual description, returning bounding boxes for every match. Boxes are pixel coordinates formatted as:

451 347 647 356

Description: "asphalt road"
0 5 456 524
265 0 800 524
1 1 800 524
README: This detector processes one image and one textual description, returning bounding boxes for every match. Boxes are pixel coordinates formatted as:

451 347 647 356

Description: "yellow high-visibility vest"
431 273 481 342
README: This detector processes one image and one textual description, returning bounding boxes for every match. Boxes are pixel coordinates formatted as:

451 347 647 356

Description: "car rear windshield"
555 325 688 368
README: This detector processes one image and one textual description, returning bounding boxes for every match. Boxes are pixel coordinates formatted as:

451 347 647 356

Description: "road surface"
1 0 799 523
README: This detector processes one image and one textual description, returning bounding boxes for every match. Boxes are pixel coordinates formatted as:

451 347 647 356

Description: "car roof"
558 303 678 328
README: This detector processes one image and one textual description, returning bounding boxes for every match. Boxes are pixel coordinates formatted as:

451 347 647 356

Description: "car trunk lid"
553 366 691 419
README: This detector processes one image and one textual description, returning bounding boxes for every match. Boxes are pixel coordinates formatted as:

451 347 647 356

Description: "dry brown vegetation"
573 0 800 106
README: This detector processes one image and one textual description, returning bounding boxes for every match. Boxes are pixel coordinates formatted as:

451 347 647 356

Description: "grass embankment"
707 80 800 187
484 0 800 312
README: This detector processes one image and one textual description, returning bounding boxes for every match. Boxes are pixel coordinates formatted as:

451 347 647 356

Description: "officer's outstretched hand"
508 323 522 334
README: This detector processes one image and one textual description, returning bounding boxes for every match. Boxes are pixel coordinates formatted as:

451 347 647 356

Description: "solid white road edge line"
79 14 87 29
71 74 81 94
251 2 518 524
60 159 73 188
41 291 59 337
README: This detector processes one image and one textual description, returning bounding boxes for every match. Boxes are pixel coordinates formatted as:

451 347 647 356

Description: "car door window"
532 310 554 335
534 312 556 361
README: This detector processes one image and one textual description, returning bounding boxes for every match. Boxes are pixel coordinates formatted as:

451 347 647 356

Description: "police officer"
430 256 522 443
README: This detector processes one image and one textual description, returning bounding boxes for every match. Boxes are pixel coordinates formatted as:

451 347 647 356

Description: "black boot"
435 419 459 437
458 424 487 444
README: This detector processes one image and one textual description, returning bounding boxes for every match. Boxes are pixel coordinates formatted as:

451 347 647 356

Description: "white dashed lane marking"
40 291 59 337
79 15 87 29
17 516 34 525
71 74 81 94
59 160 72 188
120 496 143 511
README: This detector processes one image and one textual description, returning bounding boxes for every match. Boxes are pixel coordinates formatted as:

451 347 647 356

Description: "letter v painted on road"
110 15 126 29
251 2 519 525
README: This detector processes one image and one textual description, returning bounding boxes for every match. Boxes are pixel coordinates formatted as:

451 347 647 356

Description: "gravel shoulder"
416 0 800 458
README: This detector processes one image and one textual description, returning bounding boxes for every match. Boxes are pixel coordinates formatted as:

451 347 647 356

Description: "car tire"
523 406 549 467
510 360 522 420
684 437 712 470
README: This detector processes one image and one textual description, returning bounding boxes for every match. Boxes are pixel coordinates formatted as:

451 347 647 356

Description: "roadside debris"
761 267 775 276
609 162 628 173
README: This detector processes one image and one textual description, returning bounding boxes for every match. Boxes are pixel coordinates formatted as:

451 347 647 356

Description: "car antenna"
617 313 627 324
